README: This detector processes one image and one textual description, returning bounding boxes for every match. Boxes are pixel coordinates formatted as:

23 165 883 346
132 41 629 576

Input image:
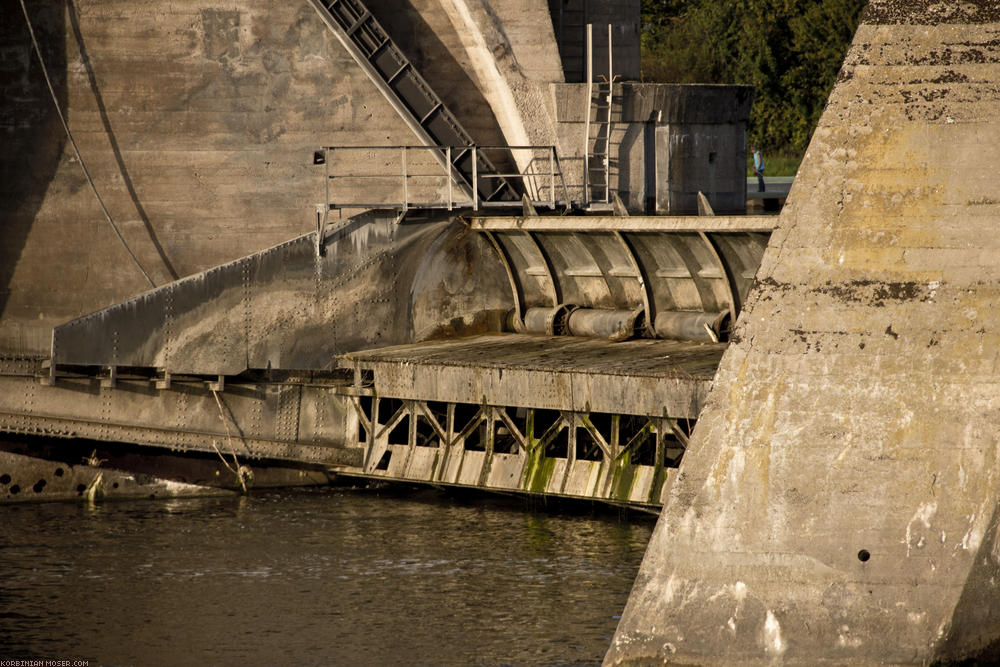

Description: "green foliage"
641 0 867 156
747 152 801 177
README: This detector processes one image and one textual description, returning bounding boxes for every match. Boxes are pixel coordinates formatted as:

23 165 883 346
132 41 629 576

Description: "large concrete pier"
607 1 1000 664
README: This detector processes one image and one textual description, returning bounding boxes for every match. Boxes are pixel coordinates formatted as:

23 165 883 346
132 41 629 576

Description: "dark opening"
388 414 410 446
620 416 655 466
32 479 46 493
375 450 391 471
531 409 568 458
455 403 485 451
415 401 448 447
576 426 603 461
588 413 613 442
858 549 871 562
414 411 438 448
359 395 373 431
379 398 408 446
545 426 569 459
493 408 520 454
532 409 560 442
0 474 10 485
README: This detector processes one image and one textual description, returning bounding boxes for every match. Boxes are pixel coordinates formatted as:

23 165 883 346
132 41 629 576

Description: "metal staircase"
307 0 520 203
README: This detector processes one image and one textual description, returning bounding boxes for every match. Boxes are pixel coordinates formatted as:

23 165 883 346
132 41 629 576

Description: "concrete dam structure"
1 0 756 510
2 0 998 663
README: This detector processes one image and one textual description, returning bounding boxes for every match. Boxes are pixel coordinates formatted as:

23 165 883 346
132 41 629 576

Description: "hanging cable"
212 390 253 494
19 0 156 288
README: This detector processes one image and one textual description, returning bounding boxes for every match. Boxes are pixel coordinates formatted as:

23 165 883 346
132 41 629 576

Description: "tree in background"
641 0 867 157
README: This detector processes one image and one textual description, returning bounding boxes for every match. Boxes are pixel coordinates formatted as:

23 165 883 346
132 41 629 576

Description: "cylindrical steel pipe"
654 311 729 343
522 305 576 335
519 306 728 343
566 308 641 341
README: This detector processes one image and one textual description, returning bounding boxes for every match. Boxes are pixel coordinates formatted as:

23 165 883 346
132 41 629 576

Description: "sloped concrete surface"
52 212 512 374
607 2 1000 664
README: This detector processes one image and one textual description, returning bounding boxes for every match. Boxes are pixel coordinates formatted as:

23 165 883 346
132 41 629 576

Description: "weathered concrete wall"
546 0 640 83
0 0 516 355
51 214 512 374
376 0 512 148
607 1 1000 664
437 0 563 158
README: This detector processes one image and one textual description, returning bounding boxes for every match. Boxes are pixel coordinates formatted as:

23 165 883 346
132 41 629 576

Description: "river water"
0 487 653 666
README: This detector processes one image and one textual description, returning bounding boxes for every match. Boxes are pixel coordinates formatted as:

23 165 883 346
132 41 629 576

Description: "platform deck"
338 334 726 418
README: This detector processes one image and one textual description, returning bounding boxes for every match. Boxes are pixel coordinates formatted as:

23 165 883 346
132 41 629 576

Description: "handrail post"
472 146 479 211
401 146 408 211
583 24 593 208
446 146 453 210
550 146 556 208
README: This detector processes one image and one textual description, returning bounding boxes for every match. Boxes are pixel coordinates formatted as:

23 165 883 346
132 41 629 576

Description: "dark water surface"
0 487 652 666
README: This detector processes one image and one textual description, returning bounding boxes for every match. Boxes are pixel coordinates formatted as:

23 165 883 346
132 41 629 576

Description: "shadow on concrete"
934 499 1000 664
66 0 178 282
0 2 66 347
373 0 509 150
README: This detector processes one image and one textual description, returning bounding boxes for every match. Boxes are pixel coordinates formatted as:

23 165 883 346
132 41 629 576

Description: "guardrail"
314 145 570 212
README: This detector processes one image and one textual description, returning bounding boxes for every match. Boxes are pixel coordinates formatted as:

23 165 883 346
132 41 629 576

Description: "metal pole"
446 146 453 210
472 146 479 211
550 146 556 209
583 24 593 208
606 24 613 203
608 23 613 84
401 146 408 211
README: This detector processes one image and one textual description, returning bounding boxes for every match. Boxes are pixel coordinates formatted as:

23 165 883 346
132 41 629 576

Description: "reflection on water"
0 488 652 666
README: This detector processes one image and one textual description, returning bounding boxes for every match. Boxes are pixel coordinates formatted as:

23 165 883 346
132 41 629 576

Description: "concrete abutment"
607 1 1000 664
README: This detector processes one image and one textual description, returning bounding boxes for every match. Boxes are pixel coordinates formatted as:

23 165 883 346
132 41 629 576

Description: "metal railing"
315 145 570 212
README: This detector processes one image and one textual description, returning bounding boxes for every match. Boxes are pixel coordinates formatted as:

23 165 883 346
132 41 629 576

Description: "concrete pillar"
606 2 1000 664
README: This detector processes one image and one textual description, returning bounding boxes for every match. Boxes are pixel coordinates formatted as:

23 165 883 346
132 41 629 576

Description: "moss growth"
522 412 559 493
523 442 558 493
609 451 638 502
648 464 668 505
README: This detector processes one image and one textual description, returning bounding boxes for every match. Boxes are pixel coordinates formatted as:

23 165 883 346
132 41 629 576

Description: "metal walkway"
307 0 520 203
336 334 724 508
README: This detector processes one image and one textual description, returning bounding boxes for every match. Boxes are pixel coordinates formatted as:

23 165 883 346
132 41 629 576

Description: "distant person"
752 146 765 192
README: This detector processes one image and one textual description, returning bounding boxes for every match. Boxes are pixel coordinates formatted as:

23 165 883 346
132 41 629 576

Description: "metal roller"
521 305 576 335
653 311 729 343
566 308 642 341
